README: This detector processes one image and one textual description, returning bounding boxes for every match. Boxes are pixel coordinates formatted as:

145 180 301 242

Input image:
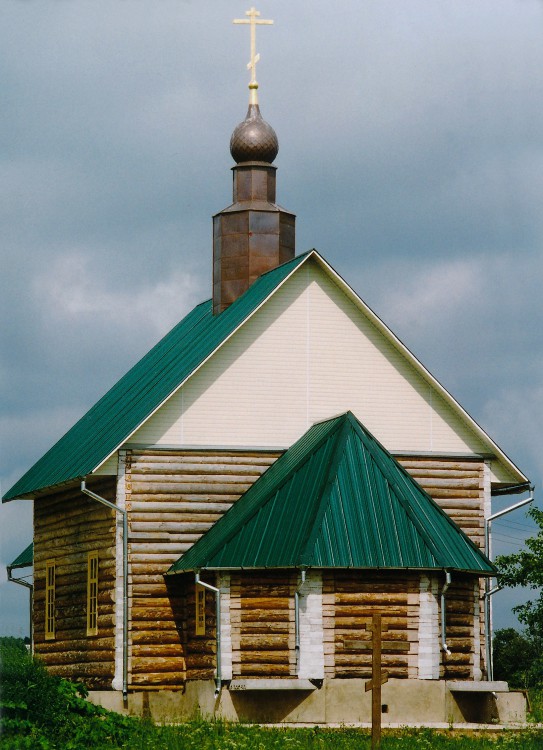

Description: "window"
195 584 206 635
45 560 55 640
87 552 98 636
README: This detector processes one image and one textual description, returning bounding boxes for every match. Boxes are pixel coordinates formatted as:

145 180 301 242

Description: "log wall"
231 571 295 678
397 456 488 676
332 571 417 679
397 457 486 549
441 575 479 680
126 449 280 689
33 478 117 689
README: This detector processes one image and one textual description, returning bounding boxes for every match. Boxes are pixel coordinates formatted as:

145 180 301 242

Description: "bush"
0 638 132 749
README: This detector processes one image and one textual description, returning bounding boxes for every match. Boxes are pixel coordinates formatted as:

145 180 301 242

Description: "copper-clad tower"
212 7 295 315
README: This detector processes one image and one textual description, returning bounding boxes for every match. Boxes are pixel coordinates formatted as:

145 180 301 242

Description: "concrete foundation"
88 678 527 726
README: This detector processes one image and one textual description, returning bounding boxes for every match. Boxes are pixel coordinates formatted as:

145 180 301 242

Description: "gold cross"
233 6 273 103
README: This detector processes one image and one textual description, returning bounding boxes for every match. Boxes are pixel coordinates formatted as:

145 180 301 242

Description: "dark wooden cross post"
364 613 388 750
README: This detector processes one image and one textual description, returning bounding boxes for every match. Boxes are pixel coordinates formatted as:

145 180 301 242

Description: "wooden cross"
233 6 273 101
363 613 409 750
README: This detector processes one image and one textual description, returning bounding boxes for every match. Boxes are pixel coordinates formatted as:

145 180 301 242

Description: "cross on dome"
233 6 273 104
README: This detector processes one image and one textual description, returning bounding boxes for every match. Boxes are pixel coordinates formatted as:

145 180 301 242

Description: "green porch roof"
3 253 310 502
168 412 495 575
8 543 33 570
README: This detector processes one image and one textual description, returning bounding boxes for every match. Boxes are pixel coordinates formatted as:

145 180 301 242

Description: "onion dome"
230 103 279 164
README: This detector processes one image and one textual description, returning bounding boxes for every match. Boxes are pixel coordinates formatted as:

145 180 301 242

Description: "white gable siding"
130 261 496 468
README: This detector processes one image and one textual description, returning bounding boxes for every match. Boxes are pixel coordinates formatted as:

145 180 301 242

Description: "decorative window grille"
45 560 55 640
195 584 206 635
87 552 99 636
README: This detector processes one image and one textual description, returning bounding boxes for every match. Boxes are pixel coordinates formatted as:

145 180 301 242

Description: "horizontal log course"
33 538 116 565
129 674 186 687
239 636 289 651
131 657 185 674
398 459 482 471
238 619 289 633
131 595 182 608
44 662 114 678
401 468 481 479
334 579 410 592
35 493 113 518
131 643 184 658
131 450 279 463
34 617 115 636
240 584 293 597
334 617 409 629
239 650 290 665
443 650 472 664
239 664 291 676
334 592 408 605
131 630 183 645
130 515 224 527
129 523 213 536
130 553 181 566
334 606 406 618
129 502 234 516
34 648 115 666
37 635 114 652
446 625 474 637
131 481 253 495
186 657 216 672
446 639 473 653
129 541 199 555
240 597 290 610
131 464 267 484
130 493 242 504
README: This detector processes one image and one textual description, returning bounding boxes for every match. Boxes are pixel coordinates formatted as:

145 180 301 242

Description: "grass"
1 639 543 749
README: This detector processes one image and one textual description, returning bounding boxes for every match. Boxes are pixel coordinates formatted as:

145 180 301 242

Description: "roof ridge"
300 414 353 566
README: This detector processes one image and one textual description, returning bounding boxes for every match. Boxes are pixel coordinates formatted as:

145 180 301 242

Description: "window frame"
45 560 56 641
86 551 99 637
195 583 206 636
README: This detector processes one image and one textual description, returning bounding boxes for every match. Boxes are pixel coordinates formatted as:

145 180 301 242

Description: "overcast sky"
1 0 542 637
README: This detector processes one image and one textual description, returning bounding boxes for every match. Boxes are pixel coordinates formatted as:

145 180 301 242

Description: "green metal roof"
168 412 495 575
8 543 33 570
3 253 310 501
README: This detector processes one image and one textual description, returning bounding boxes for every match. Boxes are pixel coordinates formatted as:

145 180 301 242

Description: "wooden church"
5 9 531 725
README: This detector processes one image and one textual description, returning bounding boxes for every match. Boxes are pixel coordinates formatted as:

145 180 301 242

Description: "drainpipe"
440 571 452 655
483 488 534 681
81 480 128 701
7 566 33 649
195 572 221 695
483 584 502 682
294 569 307 674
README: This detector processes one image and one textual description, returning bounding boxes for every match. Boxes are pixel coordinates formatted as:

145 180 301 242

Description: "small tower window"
87 552 99 636
45 560 55 641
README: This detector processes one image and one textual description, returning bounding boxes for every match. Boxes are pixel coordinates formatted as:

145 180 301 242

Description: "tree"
493 628 539 688
495 506 543 687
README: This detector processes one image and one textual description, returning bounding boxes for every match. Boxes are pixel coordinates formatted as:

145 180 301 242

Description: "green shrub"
0 638 132 749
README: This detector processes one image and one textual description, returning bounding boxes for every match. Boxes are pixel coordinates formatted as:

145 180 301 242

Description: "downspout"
440 571 452 655
81 480 128 702
7 566 33 649
484 488 534 681
483 584 502 682
294 569 307 674
195 572 221 695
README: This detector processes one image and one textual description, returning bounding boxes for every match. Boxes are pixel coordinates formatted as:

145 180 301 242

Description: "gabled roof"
8 542 33 571
4 249 528 502
168 412 495 575
3 253 310 501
